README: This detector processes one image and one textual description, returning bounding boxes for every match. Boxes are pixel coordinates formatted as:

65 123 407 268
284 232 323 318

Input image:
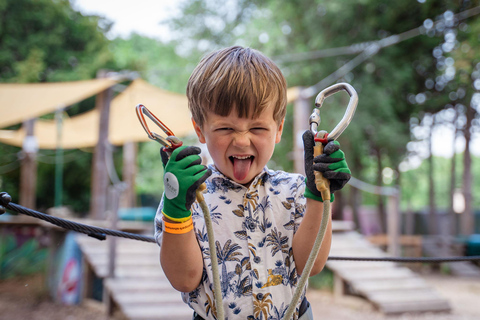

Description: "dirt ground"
0 273 479 320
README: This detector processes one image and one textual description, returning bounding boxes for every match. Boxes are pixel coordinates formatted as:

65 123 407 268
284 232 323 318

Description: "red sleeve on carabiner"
314 132 329 145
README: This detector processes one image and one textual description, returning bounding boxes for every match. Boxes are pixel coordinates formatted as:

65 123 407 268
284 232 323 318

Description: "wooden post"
120 141 137 209
107 185 122 316
461 102 474 236
293 88 311 175
387 189 400 257
19 119 38 209
90 70 113 219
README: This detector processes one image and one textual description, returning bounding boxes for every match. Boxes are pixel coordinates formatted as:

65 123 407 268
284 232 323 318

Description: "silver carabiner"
310 82 358 141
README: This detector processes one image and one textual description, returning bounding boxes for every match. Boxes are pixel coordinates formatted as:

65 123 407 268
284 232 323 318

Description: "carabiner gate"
309 82 358 142
135 104 183 152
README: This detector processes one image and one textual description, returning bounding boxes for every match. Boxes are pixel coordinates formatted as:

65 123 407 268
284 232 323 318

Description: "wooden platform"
76 235 192 320
326 231 452 315
422 236 480 277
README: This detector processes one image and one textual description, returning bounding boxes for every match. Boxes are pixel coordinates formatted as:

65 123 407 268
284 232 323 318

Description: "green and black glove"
302 130 351 202
160 146 211 222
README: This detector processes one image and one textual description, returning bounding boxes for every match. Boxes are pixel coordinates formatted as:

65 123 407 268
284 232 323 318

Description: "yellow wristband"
163 217 193 234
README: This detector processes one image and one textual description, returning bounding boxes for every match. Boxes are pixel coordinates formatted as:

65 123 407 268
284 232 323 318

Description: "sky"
72 0 479 162
72 0 180 41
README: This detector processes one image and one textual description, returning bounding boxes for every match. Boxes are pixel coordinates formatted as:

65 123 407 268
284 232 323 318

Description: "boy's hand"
302 130 351 202
160 146 211 222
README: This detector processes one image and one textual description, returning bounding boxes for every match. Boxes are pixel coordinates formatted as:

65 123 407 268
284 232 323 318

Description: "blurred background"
0 0 480 319
1 0 478 236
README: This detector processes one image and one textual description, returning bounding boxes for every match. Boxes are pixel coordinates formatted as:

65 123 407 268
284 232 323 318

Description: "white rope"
283 200 331 320
200 198 224 320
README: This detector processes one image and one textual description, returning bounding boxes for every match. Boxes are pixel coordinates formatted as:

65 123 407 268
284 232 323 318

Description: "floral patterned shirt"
155 166 308 320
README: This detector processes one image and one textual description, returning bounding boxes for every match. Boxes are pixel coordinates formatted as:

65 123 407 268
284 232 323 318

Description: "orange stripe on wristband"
162 217 193 234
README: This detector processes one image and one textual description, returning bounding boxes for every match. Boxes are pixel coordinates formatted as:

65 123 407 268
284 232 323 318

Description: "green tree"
0 0 116 213
0 0 114 82
111 33 193 93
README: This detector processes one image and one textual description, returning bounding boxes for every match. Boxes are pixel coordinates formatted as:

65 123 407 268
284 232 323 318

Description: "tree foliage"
164 0 463 175
0 0 115 83
0 0 116 213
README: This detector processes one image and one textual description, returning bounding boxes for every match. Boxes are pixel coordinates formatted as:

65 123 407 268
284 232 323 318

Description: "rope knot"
0 192 12 214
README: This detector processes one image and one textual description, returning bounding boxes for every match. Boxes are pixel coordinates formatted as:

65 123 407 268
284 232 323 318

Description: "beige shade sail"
109 78 193 145
0 79 302 149
0 110 100 149
0 78 194 149
0 78 119 129
286 86 300 104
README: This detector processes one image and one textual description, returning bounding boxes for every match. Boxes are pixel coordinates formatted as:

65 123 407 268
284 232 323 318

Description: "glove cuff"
162 210 192 222
162 196 192 222
304 187 335 203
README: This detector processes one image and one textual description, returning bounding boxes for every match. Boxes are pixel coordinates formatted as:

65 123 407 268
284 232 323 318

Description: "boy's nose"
233 131 251 148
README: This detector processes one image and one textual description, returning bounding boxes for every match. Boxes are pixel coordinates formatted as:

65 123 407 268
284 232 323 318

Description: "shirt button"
254 256 261 264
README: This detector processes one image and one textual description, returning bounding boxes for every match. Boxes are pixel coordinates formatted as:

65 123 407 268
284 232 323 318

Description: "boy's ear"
192 118 206 143
275 118 285 144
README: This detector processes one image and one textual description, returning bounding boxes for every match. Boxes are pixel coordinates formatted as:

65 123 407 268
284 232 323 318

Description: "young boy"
154 46 351 320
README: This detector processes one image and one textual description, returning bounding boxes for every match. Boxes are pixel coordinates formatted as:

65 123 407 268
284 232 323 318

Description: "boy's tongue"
232 157 252 181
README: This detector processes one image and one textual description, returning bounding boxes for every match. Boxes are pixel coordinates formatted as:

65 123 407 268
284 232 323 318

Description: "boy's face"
193 104 284 186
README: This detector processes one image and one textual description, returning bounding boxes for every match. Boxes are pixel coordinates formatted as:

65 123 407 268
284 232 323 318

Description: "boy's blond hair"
187 46 287 127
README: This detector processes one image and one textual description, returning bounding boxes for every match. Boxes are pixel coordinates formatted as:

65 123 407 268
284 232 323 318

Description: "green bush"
0 235 48 279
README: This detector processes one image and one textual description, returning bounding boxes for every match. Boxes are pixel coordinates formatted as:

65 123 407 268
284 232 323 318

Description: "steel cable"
1 193 479 264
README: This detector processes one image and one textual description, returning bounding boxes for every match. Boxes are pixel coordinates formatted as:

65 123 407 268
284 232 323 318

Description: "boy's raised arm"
158 146 211 292
293 131 351 276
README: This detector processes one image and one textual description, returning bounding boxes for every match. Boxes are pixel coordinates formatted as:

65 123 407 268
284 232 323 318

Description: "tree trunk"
461 102 474 236
90 70 113 219
428 123 437 235
448 109 458 237
120 141 137 208
332 190 344 220
293 88 311 175
350 154 362 230
375 147 386 233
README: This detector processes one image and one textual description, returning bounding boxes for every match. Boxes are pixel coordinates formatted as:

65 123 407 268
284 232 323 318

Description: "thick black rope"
1 192 480 263
0 192 155 243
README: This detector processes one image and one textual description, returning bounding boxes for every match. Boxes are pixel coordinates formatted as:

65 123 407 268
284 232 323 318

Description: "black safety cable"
1 192 480 263
0 192 155 243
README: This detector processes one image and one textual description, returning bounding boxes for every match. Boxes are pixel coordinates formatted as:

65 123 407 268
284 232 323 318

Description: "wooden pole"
19 119 38 209
120 141 137 208
387 189 400 257
89 70 113 219
293 88 311 175
461 103 474 236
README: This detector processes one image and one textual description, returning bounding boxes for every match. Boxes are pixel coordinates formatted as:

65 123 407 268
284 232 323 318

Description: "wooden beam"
293 88 311 175
90 70 113 219
120 141 137 209
19 119 37 209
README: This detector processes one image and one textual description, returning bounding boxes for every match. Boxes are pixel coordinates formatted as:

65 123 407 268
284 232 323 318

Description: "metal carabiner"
309 82 358 142
135 104 183 153
308 82 358 199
